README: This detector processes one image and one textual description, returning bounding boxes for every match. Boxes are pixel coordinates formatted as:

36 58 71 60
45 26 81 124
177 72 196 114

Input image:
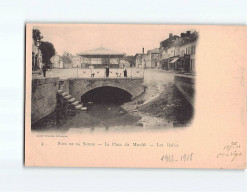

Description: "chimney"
169 33 173 38
181 33 185 38
186 31 191 36
142 48 144 54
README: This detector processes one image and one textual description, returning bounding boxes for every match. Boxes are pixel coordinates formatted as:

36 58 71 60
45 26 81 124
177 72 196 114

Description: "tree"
61 55 72 64
39 41 56 67
32 29 43 43
123 55 135 67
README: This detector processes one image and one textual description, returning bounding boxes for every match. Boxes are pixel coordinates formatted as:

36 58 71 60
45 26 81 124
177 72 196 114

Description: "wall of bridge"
174 75 195 106
31 77 59 124
31 77 144 124
67 78 144 101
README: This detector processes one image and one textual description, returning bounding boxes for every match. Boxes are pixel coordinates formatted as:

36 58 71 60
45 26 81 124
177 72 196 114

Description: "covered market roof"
77 47 125 58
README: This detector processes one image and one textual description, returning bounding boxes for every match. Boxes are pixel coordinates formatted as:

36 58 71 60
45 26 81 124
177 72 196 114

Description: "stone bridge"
60 77 144 101
31 77 144 124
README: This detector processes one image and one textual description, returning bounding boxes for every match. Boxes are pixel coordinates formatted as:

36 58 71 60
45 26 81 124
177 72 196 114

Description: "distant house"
61 52 73 68
51 53 63 69
134 48 159 69
71 55 83 68
134 53 143 68
145 48 160 69
159 33 180 70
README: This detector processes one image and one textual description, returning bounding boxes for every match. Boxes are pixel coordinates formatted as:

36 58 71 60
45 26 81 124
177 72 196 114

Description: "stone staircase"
57 89 87 111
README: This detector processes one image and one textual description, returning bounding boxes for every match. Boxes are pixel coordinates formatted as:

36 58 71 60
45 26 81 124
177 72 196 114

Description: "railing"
78 68 144 79
32 68 145 80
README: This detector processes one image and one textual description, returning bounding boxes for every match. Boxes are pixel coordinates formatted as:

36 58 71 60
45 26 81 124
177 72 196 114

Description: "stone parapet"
174 75 195 106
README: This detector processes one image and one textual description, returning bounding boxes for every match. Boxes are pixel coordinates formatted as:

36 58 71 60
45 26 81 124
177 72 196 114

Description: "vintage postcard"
25 24 247 169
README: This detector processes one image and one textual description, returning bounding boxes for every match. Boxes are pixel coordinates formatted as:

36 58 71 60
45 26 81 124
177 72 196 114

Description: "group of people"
89 64 128 78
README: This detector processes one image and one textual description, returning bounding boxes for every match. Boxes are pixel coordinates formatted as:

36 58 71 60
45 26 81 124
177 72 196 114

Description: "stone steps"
68 98 75 103
64 95 72 100
71 101 79 106
61 92 69 97
57 90 87 112
75 104 83 110
81 107 87 111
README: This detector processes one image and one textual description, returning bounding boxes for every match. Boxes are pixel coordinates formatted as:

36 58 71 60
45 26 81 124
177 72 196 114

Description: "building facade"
178 32 198 73
32 38 42 70
159 31 198 73
144 48 160 69
134 48 159 69
50 53 64 69
71 55 83 68
134 54 143 68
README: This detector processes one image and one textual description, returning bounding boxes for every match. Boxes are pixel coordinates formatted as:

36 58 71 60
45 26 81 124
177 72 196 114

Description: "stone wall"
174 75 195 106
31 77 59 124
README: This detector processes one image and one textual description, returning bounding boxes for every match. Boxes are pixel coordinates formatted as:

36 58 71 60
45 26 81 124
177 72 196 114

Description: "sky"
35 24 196 56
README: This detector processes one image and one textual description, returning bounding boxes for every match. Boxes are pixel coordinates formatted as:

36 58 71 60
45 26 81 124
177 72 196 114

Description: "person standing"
42 64 47 77
123 65 127 77
89 65 95 77
105 64 110 77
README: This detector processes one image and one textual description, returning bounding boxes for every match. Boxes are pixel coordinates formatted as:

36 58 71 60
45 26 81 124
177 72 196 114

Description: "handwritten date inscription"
161 153 194 163
216 142 242 162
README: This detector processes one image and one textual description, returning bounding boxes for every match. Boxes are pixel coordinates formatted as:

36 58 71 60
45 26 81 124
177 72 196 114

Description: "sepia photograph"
25 24 246 169
30 24 197 132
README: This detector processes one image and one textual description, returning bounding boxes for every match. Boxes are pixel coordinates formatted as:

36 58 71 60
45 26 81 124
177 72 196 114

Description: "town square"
31 24 197 132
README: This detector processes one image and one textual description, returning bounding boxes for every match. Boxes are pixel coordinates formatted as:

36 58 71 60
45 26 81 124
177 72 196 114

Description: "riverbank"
32 69 194 131
122 70 193 128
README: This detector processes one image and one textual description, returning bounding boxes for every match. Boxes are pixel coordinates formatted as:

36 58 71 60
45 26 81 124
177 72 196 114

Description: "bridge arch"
81 86 132 104
68 78 144 102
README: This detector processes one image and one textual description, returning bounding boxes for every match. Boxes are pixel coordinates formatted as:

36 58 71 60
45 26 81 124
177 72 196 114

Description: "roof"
180 31 198 46
147 48 160 54
170 38 183 47
77 47 125 57
160 35 179 49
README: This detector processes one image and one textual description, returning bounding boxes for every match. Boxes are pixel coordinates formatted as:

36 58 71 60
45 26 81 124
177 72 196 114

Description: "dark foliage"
32 29 43 42
123 55 135 67
39 41 56 66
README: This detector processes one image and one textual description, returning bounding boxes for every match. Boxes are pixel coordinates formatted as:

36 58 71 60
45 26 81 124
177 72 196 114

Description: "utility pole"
77 65 78 78
131 65 132 78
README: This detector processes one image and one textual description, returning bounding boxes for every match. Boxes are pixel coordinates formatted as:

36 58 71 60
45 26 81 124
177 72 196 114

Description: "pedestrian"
123 65 127 77
89 65 95 78
42 64 47 77
105 64 110 77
